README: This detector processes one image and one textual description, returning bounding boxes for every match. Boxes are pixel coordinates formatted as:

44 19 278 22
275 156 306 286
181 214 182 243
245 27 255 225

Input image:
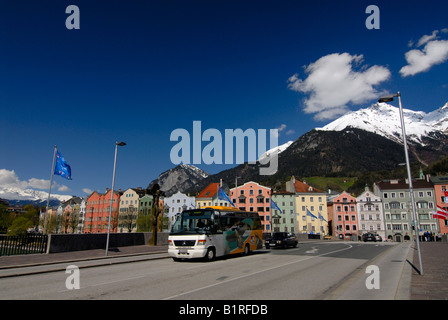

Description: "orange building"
84 189 122 233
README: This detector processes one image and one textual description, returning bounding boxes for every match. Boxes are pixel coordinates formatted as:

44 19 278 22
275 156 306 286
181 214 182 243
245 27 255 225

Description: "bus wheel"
243 244 250 256
204 248 215 262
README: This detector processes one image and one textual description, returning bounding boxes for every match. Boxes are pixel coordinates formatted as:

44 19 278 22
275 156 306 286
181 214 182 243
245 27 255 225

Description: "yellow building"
286 176 328 236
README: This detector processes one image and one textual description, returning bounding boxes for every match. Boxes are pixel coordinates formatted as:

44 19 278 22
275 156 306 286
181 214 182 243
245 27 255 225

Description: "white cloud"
0 168 70 192
58 185 71 192
416 30 439 47
28 178 51 190
288 53 391 121
400 29 448 77
276 124 287 133
82 188 93 194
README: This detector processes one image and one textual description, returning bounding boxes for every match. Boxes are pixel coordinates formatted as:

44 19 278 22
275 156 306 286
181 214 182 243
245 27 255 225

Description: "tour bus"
168 206 263 261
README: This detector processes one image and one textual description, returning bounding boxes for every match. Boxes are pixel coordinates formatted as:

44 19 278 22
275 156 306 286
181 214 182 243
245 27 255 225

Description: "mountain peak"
316 102 448 145
148 164 210 196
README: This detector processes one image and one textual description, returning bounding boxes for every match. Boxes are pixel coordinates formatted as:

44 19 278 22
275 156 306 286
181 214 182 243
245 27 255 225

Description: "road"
0 241 407 300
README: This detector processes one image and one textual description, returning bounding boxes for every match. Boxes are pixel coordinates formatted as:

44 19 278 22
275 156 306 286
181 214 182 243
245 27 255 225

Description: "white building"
356 186 386 240
164 191 196 229
79 198 86 233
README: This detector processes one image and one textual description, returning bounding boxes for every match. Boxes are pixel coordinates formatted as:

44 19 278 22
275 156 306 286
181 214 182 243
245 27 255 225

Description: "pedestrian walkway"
410 242 448 300
0 244 168 269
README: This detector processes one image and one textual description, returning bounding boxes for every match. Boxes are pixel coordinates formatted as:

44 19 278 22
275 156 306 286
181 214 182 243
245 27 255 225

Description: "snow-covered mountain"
258 140 294 162
148 164 210 196
316 102 448 146
0 186 72 205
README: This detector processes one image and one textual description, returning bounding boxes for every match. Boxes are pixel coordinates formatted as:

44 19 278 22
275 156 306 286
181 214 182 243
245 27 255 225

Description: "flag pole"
44 145 57 234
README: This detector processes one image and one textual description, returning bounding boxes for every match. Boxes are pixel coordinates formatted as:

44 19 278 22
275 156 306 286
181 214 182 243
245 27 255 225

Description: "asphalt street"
0 241 406 300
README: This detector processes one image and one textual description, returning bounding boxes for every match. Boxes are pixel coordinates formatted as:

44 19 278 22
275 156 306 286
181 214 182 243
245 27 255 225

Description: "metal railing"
0 234 48 256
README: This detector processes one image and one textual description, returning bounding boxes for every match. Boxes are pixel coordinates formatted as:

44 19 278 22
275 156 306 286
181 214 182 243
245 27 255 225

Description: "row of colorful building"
42 173 448 241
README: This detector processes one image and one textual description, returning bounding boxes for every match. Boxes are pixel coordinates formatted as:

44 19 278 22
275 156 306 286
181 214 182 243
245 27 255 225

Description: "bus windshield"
170 210 214 235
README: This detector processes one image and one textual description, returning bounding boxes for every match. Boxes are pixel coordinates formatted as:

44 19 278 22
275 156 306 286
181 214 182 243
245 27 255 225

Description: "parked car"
265 232 298 249
374 234 382 242
362 232 378 242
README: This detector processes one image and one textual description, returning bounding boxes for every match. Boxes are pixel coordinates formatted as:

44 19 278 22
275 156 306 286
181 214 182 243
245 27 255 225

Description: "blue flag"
270 200 282 213
218 186 235 207
318 212 327 222
306 208 317 219
54 151 72 180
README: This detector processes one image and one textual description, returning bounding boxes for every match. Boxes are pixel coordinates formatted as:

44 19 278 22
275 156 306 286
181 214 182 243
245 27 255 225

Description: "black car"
265 232 298 249
362 232 377 242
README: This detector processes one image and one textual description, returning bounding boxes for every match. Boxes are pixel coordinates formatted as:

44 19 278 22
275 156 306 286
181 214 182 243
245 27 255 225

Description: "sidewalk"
410 242 448 300
0 244 168 269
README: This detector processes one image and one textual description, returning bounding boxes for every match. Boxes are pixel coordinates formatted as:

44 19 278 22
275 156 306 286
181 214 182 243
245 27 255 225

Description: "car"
374 234 382 242
362 232 377 242
265 232 298 249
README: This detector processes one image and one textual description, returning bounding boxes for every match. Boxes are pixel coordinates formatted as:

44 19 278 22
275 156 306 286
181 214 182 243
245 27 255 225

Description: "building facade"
138 194 166 232
229 181 272 233
196 182 235 208
118 188 146 233
195 183 221 208
60 197 85 234
163 191 196 229
429 175 448 235
356 186 385 240
374 178 438 241
271 192 297 233
84 189 121 233
331 191 358 240
286 177 328 236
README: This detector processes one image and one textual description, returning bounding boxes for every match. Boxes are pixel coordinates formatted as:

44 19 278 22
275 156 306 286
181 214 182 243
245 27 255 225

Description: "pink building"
430 176 448 235
332 191 358 240
229 181 272 233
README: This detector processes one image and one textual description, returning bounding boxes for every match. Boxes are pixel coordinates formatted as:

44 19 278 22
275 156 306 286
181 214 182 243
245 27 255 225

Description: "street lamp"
105 141 126 256
378 92 423 275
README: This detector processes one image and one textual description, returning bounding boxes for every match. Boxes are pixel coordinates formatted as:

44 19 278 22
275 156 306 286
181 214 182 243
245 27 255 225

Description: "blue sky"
0 0 447 198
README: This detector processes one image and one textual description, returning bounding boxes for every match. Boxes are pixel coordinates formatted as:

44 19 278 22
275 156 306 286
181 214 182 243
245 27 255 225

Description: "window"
390 202 400 209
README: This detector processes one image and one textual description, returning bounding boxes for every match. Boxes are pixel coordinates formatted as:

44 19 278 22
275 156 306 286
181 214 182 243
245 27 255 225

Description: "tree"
23 204 40 227
147 184 164 246
0 201 13 234
7 216 33 236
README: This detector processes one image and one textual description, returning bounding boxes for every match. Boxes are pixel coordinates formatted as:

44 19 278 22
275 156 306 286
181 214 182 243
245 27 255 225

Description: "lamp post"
105 141 126 256
378 92 423 275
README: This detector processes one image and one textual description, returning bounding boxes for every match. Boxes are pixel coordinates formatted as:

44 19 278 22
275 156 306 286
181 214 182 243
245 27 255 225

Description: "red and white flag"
444 191 448 204
434 205 448 220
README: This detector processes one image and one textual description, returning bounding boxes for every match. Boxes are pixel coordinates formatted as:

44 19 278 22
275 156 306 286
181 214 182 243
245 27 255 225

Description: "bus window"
170 210 214 235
